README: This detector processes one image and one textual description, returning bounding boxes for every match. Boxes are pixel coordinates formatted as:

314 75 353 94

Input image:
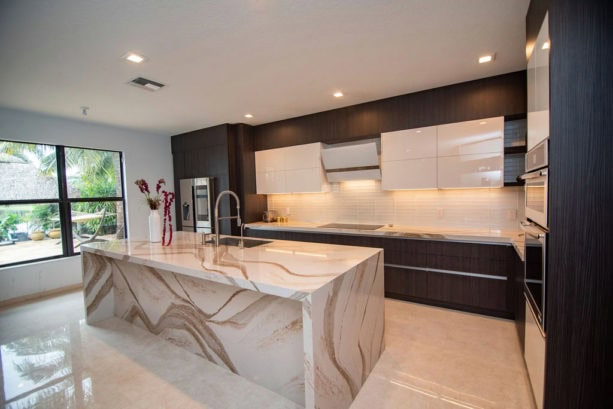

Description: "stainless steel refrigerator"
179 177 214 233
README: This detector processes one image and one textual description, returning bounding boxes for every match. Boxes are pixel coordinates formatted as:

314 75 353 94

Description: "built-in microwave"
525 138 548 173
521 139 549 229
522 168 548 229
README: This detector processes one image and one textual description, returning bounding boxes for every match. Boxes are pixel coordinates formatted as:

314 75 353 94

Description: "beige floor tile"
0 290 535 409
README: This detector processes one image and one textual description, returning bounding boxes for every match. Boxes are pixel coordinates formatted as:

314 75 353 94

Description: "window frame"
0 141 127 268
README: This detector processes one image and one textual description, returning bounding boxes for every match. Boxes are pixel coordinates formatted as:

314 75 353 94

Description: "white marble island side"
81 232 385 409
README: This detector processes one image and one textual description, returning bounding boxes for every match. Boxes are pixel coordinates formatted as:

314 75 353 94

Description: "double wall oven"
520 138 548 333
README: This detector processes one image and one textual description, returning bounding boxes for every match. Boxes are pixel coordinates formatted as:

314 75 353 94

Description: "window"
0 141 126 267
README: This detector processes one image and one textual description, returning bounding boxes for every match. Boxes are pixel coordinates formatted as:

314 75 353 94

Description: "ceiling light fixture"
244 114 253 118
478 54 495 64
123 52 146 63
333 91 344 98
542 41 550 50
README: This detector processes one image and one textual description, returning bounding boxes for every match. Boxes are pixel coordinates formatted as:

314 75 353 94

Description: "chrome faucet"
214 190 241 246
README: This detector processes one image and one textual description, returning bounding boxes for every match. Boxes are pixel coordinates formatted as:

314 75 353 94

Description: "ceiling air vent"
128 77 165 92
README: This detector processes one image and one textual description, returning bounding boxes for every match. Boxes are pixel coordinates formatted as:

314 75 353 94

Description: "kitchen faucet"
214 190 242 246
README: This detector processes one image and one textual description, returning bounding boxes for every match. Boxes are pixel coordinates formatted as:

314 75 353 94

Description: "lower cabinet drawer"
384 265 511 318
248 228 515 318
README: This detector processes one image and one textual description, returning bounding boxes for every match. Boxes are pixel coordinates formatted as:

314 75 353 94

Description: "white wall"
0 107 173 302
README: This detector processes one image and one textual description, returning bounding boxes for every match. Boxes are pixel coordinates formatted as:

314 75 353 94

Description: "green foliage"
0 213 19 241
31 204 57 232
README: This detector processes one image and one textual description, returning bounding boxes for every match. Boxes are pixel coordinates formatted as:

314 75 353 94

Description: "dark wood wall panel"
526 0 550 61
544 0 613 408
253 71 527 150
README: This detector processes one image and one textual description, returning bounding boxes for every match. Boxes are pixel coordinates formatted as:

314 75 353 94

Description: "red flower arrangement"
135 178 165 210
135 178 176 245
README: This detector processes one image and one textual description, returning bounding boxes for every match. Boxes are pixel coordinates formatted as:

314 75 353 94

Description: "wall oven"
521 221 547 331
520 138 549 333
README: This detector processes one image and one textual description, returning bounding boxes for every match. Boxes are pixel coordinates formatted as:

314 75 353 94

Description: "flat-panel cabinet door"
255 148 285 173
285 168 323 193
528 13 550 151
255 143 326 194
381 126 437 161
437 117 504 156
381 158 437 190
256 170 286 194
438 153 503 188
284 143 322 170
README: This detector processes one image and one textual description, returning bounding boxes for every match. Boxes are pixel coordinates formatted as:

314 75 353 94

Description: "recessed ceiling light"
333 91 344 98
478 54 495 64
123 52 146 63
541 41 550 50
244 114 253 118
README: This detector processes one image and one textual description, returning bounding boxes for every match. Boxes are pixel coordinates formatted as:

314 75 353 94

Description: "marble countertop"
246 220 521 243
81 231 381 299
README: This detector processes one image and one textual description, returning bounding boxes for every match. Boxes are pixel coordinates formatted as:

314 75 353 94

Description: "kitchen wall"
268 184 523 231
0 107 173 303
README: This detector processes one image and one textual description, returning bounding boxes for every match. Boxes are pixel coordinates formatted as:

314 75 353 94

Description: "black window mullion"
55 146 73 256
119 152 127 239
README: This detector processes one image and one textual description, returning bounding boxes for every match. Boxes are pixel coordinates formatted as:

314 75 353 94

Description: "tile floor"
0 291 536 409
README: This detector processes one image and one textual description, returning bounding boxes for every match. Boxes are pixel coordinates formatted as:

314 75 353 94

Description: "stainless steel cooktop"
317 223 384 230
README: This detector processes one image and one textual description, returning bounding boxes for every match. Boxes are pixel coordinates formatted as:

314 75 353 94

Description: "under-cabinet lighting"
479 121 487 125
333 91 344 98
123 52 146 63
478 54 495 64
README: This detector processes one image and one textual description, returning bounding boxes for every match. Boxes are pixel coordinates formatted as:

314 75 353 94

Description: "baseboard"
0 284 83 310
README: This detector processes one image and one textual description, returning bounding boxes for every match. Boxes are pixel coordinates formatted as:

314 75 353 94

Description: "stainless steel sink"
214 237 272 248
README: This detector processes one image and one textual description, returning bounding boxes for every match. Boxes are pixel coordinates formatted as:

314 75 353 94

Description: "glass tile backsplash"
268 181 522 230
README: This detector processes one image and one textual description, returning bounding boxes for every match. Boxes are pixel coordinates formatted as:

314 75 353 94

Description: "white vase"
148 209 162 243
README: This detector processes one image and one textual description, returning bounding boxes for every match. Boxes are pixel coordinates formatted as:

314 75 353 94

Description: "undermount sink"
214 237 272 248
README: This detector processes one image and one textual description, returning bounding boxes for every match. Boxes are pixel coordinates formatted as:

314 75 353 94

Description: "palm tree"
1 141 125 238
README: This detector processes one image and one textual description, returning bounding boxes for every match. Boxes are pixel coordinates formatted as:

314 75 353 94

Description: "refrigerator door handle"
182 202 191 221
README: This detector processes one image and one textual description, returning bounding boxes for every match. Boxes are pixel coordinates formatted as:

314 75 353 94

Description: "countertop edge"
245 222 520 246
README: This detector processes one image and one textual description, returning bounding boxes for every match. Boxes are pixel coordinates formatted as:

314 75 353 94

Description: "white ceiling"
0 0 529 135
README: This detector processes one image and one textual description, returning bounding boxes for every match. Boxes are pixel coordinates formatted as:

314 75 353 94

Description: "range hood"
321 140 381 182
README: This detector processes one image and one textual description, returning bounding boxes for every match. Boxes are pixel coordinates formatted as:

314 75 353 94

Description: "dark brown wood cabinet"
246 228 521 319
171 124 266 235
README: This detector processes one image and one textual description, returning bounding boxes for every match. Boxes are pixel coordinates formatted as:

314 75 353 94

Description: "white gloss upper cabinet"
381 158 437 190
381 126 437 161
438 153 504 188
527 13 550 151
437 117 504 156
255 143 328 194
381 126 437 190
436 116 504 189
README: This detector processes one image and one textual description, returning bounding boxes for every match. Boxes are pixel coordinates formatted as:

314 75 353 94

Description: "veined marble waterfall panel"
82 252 305 405
303 252 385 409
82 240 385 409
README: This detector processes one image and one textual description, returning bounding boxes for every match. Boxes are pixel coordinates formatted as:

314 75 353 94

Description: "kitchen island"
81 232 384 409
